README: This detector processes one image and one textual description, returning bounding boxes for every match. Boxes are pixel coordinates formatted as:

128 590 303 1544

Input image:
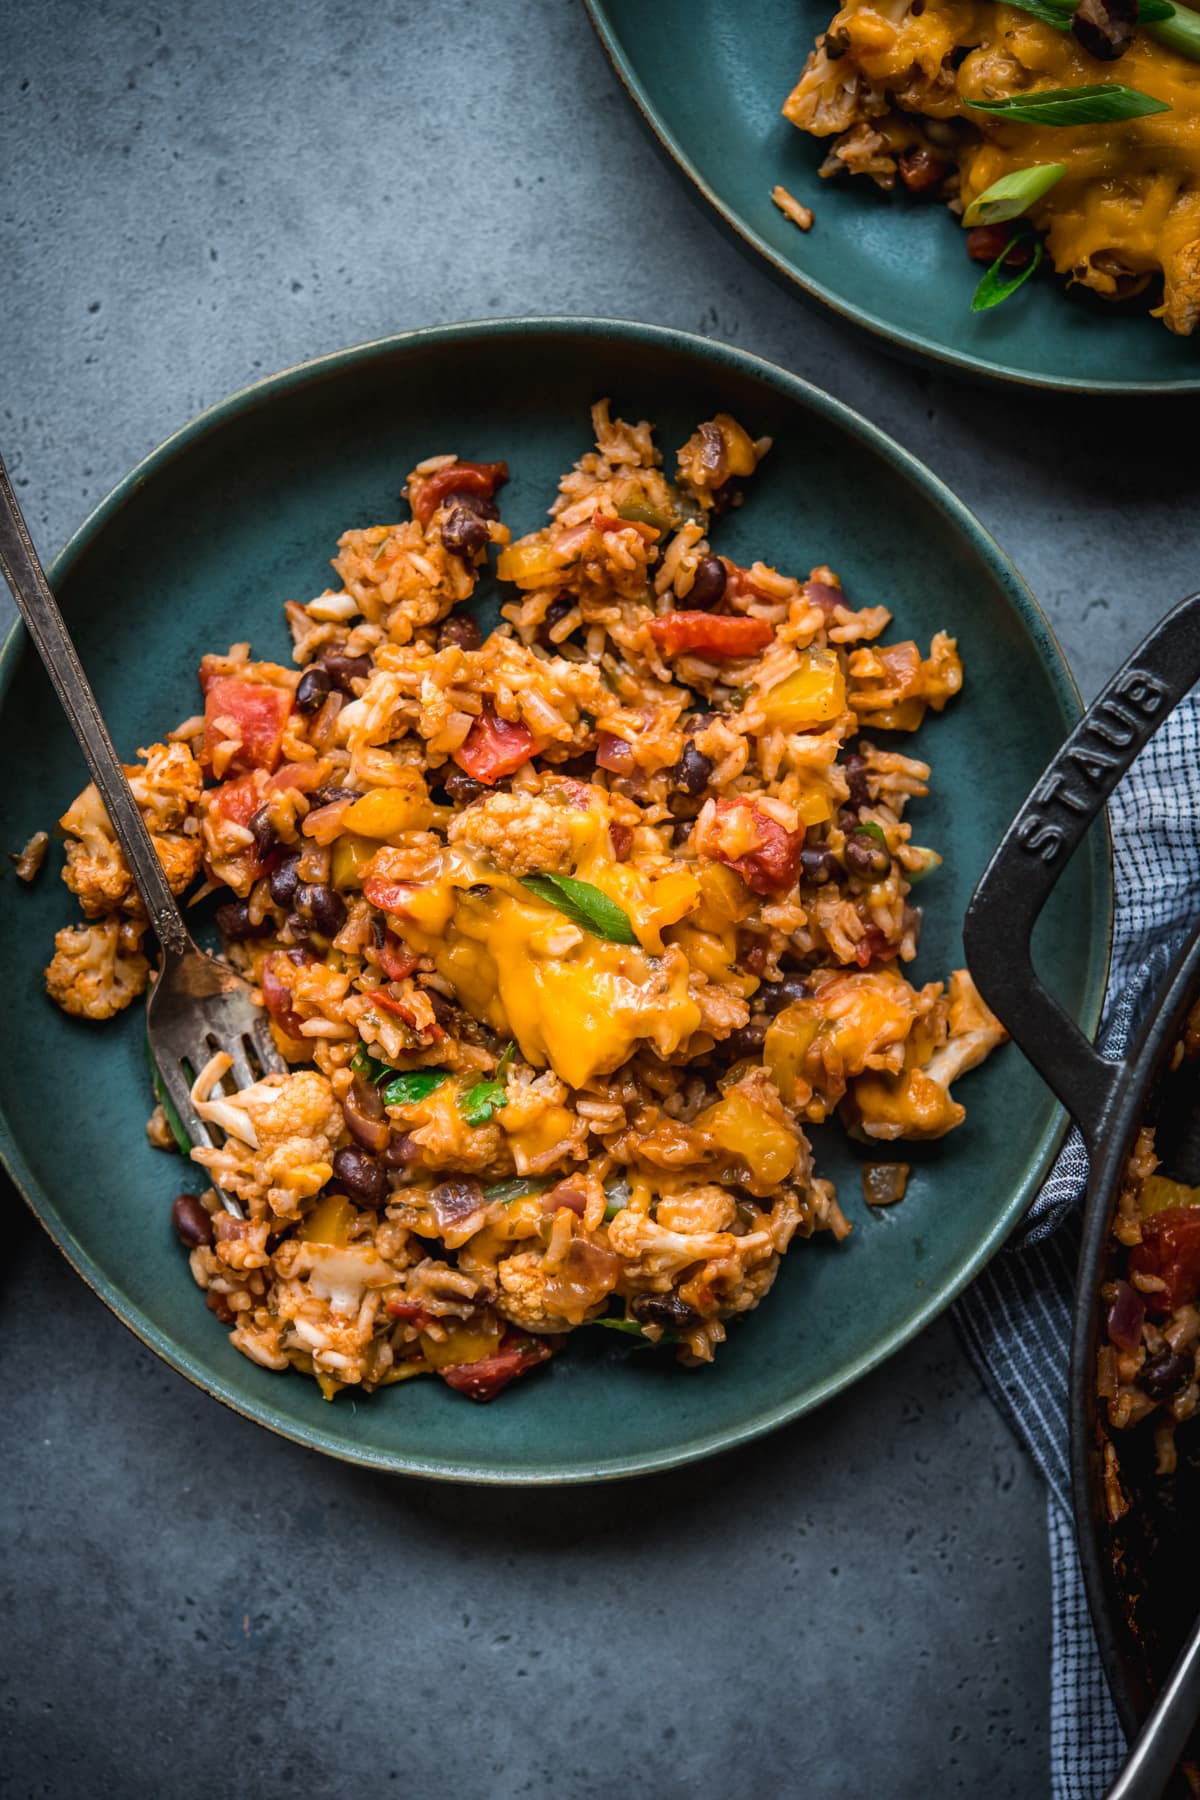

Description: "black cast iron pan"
966 591 1200 1799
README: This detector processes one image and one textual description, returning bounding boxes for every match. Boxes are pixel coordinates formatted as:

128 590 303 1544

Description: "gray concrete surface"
3 1 1189 1793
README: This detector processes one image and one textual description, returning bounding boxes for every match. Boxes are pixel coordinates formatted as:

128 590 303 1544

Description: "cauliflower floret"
491 1236 620 1333
448 788 582 876
189 1061 344 1221
45 916 150 1020
59 741 203 916
850 970 1007 1141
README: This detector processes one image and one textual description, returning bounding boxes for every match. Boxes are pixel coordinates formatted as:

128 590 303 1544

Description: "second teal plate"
586 0 1200 393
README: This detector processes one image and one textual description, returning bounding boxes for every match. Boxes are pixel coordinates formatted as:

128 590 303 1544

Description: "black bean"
171 1193 214 1249
724 1017 768 1060
214 899 272 942
443 769 484 806
438 612 482 651
311 786 360 808
1072 0 1135 59
684 711 716 737
446 489 499 523
685 556 727 611
268 850 302 908
320 652 372 692
247 805 278 864
441 509 490 561
843 753 871 809
295 666 332 714
537 595 574 647
800 847 840 887
631 1291 699 1330
331 1146 387 1209
671 742 713 797
1140 1348 1194 1401
763 973 811 1014
294 882 348 937
845 832 892 880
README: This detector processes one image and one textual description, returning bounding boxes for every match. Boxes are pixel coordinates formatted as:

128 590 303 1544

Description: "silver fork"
0 451 285 1216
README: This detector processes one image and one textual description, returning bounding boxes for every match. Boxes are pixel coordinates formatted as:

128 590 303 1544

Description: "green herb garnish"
381 1068 450 1107
350 1045 398 1083
519 873 637 946
856 821 889 848
966 83 1170 124
588 1317 684 1346
458 1043 515 1126
972 229 1045 311
962 162 1067 227
483 1175 552 1204
145 1036 191 1154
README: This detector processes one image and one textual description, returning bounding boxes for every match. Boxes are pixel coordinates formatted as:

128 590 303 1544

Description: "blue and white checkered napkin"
952 691 1200 1800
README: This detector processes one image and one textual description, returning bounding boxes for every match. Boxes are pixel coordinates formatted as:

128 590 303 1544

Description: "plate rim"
582 0 1200 397
0 313 1114 1482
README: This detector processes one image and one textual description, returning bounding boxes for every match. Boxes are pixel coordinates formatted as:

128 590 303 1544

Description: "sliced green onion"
962 162 1067 227
972 231 1045 311
966 83 1170 123
603 1175 632 1220
587 1317 684 1346
1147 0 1200 55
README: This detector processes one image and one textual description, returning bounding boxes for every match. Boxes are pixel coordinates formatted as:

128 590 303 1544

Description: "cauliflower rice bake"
41 403 1005 1405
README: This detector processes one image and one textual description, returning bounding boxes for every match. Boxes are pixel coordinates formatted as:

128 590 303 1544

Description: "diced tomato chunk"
854 927 903 969
363 876 419 917
648 612 774 659
212 771 264 829
386 1297 433 1328
453 709 537 784
1130 1208 1200 1312
202 676 292 774
700 797 804 896
439 1336 554 1402
377 931 418 982
592 512 659 541
411 460 508 527
722 561 784 604
261 949 314 1040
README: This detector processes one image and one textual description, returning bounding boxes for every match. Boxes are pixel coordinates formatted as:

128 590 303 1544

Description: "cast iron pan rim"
1071 919 1200 1737
0 315 1102 1482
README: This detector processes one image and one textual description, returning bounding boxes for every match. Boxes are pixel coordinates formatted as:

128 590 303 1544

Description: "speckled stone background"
2 3 1195 1795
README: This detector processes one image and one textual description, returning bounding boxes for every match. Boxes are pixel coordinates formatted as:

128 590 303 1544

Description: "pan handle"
964 591 1200 1150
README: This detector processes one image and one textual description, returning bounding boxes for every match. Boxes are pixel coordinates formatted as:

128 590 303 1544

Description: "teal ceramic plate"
0 319 1110 1481
586 0 1200 394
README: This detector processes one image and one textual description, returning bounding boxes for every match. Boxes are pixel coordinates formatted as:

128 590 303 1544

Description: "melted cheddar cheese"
785 0 1200 331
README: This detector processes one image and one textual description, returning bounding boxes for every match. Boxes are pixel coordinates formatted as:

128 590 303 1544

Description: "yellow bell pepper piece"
761 649 846 730
693 860 755 930
300 1193 355 1246
763 1005 822 1106
701 1088 798 1185
331 833 379 889
342 773 432 837
496 537 568 588
1141 1174 1200 1215
794 786 834 827
714 413 759 478
419 1317 503 1370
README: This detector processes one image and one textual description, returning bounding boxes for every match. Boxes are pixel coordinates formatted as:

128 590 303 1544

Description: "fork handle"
0 452 190 955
